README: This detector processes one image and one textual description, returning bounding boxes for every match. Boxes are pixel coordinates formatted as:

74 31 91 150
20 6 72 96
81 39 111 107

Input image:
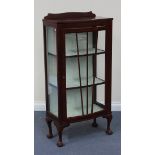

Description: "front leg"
57 130 63 147
46 117 53 138
106 114 113 135
56 126 64 147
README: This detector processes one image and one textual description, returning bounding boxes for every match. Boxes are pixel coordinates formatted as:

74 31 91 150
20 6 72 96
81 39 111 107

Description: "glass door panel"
65 30 105 118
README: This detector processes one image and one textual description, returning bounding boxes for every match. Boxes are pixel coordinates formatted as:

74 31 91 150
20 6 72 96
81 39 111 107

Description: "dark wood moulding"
44 11 96 20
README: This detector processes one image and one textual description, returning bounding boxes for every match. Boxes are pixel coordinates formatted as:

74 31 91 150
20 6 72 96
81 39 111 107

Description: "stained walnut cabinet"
43 12 113 147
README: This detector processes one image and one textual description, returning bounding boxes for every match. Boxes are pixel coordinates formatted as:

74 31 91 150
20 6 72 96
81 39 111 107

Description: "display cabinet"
42 12 113 147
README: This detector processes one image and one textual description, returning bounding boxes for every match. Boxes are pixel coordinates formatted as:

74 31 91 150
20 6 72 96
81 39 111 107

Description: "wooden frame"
43 12 113 147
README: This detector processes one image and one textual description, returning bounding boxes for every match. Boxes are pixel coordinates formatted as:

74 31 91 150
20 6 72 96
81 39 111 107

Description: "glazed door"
63 27 107 118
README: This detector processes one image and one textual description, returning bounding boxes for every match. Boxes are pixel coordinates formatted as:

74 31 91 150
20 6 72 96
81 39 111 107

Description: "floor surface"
34 111 121 155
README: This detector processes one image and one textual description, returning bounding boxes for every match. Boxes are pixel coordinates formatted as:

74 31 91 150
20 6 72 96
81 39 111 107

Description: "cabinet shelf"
49 76 105 89
48 48 105 57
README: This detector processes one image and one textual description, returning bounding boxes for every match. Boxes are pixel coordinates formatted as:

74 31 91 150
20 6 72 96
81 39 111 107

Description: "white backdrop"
34 0 121 110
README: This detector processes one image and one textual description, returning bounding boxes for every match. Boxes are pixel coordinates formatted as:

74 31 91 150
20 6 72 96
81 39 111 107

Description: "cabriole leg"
106 115 113 135
46 117 53 139
57 131 63 147
56 127 64 147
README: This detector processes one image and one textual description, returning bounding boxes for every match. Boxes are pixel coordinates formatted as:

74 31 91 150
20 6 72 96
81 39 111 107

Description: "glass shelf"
49 76 105 89
48 48 105 57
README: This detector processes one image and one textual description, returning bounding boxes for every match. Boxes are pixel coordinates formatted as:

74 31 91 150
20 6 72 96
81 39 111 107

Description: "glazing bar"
76 33 84 115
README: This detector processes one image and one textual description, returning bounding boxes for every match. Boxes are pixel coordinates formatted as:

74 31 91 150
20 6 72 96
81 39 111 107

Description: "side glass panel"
47 27 58 116
65 31 105 118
